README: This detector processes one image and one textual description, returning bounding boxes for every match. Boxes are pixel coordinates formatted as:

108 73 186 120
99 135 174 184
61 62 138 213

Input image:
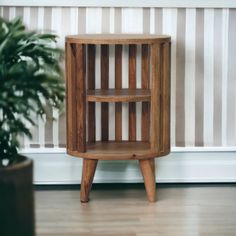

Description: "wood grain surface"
67 141 161 160
150 43 161 153
87 89 151 102
36 184 236 236
129 44 137 141
65 42 77 151
75 44 86 152
101 45 109 141
87 45 96 143
66 34 171 44
141 44 150 142
80 159 98 203
115 45 123 141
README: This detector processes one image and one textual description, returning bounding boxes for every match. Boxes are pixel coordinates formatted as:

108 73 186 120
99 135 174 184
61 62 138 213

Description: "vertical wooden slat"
101 45 109 141
141 44 150 142
66 42 77 151
159 44 164 152
129 44 137 141
162 42 171 152
150 43 161 153
76 44 86 152
115 45 122 141
87 45 96 143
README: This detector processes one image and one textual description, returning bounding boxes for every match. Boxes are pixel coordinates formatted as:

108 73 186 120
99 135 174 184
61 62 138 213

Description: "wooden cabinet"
65 34 171 202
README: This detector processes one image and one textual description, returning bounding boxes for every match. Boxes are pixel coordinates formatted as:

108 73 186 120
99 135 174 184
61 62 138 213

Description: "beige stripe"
43 7 54 147
114 8 122 33
227 9 236 146
44 7 52 31
143 8 150 33
15 7 24 18
154 8 162 34
213 9 223 146
29 7 39 148
14 7 25 148
78 8 86 33
195 9 204 146
175 8 186 147
58 7 70 147
3 6 9 20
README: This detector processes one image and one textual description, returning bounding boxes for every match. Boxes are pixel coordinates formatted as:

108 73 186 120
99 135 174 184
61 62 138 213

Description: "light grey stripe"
61 7 70 33
195 9 204 146
15 7 24 18
102 7 110 33
213 9 222 146
227 9 236 146
175 8 186 147
3 6 9 20
114 7 122 33
154 8 162 34
143 8 150 33
78 7 86 33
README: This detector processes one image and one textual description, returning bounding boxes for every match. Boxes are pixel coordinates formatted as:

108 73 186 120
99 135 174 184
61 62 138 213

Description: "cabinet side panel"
76 44 87 152
162 42 171 153
66 42 77 151
150 43 161 153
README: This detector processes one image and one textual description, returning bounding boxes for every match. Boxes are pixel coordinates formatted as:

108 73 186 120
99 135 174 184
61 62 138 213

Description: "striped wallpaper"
1 6 236 148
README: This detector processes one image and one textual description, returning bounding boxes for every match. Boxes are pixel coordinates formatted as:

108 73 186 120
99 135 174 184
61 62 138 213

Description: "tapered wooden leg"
80 159 98 203
139 159 156 202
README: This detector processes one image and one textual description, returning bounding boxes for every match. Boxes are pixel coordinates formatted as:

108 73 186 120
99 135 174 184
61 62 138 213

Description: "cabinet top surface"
66 34 171 44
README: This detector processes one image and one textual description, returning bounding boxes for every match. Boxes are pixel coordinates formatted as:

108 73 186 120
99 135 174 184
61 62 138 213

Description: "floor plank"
35 184 236 236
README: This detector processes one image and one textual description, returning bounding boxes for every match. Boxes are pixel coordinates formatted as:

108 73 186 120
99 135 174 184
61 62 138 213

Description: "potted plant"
0 17 65 236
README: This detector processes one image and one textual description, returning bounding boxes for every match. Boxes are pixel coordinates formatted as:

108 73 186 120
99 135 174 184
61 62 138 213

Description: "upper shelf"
87 89 151 102
66 34 171 44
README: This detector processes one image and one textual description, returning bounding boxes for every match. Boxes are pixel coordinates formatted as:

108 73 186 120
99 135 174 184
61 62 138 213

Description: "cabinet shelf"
87 89 151 102
67 141 160 160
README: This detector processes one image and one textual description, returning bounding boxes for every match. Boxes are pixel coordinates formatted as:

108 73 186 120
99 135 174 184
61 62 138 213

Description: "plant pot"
0 156 34 236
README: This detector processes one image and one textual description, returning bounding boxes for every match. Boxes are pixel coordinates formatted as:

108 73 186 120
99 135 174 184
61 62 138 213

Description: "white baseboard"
23 149 236 184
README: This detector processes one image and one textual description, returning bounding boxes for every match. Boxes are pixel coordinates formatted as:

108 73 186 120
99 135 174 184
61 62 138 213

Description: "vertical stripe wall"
1 6 236 148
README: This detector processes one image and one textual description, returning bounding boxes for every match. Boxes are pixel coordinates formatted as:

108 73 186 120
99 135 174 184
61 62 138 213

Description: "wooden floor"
35 184 236 236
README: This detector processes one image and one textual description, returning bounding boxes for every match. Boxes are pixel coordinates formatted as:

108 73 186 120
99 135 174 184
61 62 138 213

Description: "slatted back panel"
86 44 152 144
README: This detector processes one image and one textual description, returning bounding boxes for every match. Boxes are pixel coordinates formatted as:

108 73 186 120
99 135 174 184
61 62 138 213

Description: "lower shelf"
67 141 161 160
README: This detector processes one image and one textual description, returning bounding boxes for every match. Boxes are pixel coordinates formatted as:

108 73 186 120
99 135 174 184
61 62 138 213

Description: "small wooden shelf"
67 141 159 160
66 34 171 202
87 89 151 102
